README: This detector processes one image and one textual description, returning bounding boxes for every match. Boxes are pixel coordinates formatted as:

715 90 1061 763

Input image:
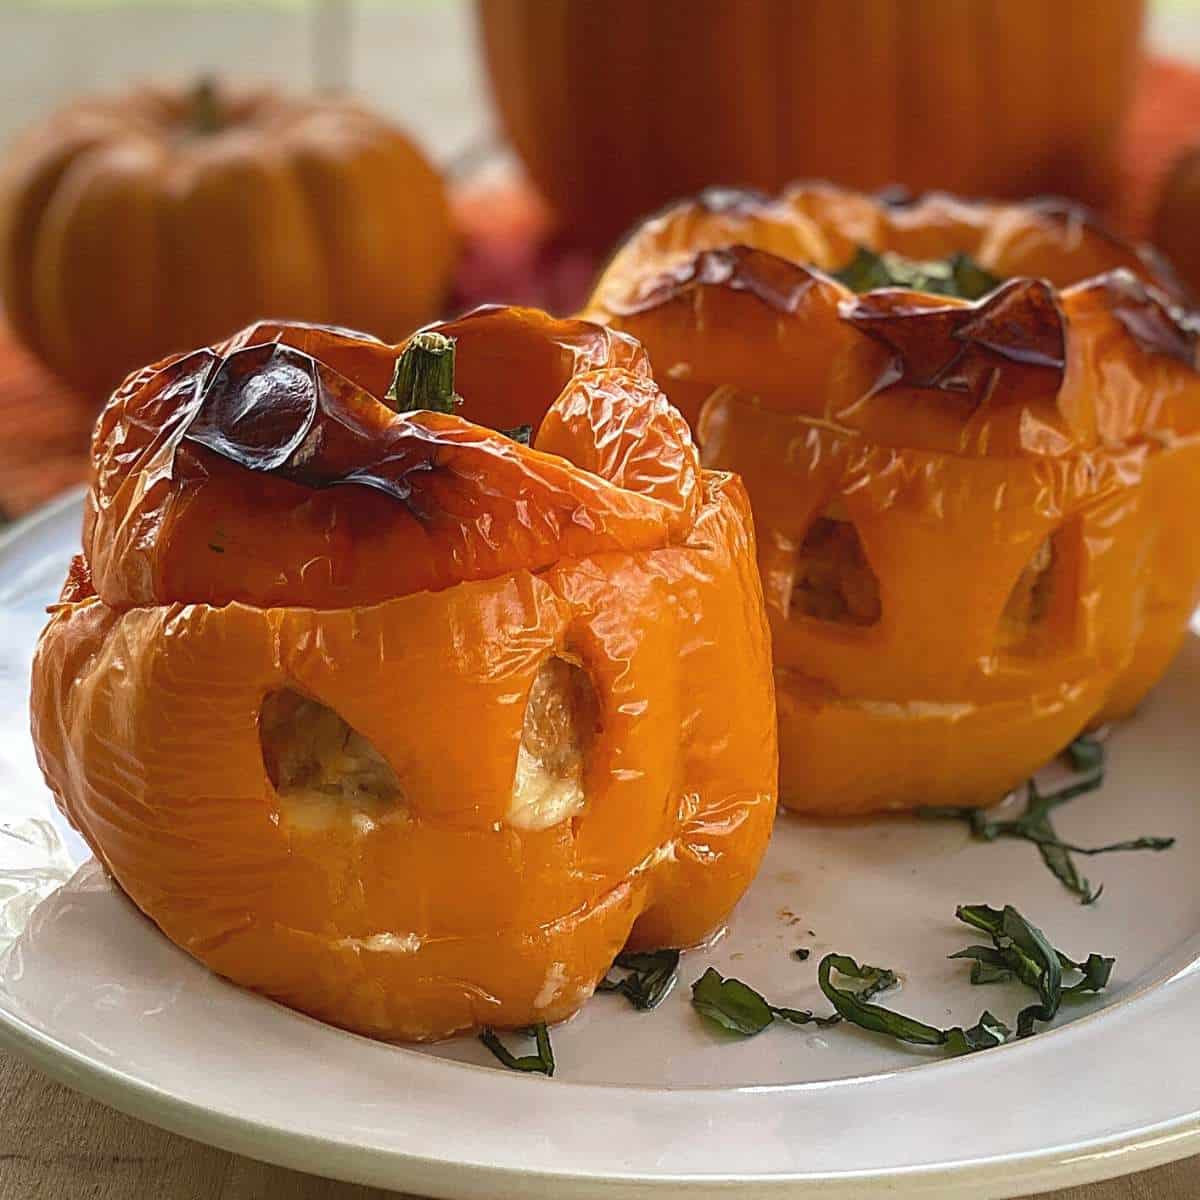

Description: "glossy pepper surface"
586 184 1200 815
31 309 777 1040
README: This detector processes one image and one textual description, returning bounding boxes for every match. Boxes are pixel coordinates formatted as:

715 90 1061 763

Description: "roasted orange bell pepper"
586 184 1200 816
31 309 777 1041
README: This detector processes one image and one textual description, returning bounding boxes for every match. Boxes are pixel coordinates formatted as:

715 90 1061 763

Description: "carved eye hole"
508 656 600 832
260 688 402 828
997 527 1075 656
791 506 882 627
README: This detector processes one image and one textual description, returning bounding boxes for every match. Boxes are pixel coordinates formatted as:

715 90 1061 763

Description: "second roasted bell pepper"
587 184 1200 815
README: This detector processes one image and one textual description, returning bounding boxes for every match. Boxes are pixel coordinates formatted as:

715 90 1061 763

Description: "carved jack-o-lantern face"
31 309 777 1041
587 184 1200 815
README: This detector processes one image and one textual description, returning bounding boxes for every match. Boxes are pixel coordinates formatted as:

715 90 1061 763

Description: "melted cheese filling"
507 656 598 832
260 689 403 830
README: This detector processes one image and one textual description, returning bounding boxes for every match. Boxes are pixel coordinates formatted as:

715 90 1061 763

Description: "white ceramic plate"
2 489 1199 1198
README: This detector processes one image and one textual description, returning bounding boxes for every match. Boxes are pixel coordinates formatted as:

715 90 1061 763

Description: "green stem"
386 331 460 414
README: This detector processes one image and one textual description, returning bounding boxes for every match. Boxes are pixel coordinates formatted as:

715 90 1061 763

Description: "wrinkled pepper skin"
31 309 777 1041
586 185 1200 816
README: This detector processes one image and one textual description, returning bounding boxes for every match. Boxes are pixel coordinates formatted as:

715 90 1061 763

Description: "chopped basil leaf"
690 967 834 1035
943 1012 1013 1055
689 906 1114 1058
920 742 1172 903
1003 826 1174 857
1067 734 1105 773
499 423 533 445
690 952 901 1038
952 904 1115 1037
948 253 1005 301
1064 953 1116 996
949 947 1016 987
832 246 895 293
1025 775 1104 903
832 246 1002 300
772 1005 819 1026
853 962 899 1003
818 954 1007 1053
478 1023 555 1076
598 949 680 1011
691 967 776 1035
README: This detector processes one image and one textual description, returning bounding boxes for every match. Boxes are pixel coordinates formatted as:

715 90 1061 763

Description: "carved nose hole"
790 506 881 627
260 688 403 829
509 656 600 832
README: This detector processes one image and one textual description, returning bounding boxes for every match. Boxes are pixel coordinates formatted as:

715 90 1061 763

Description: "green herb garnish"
690 967 840 1035
952 904 1114 1037
478 1023 555 1076
833 245 1002 300
598 949 680 1011
818 953 1011 1054
1066 734 1105 773
689 904 1114 1057
691 967 777 1034
921 738 1172 904
499 423 533 445
386 331 461 415
793 947 811 962
816 903 1114 1051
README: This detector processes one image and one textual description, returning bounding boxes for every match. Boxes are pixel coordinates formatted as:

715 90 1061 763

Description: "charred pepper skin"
31 310 778 1042
586 184 1200 816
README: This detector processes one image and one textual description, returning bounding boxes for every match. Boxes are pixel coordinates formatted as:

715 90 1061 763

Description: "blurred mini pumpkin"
0 80 457 396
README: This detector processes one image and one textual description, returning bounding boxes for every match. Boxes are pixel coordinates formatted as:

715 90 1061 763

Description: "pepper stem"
386 331 460 414
189 77 222 135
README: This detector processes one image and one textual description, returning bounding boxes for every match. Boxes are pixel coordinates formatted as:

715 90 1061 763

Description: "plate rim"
2 994 1198 1200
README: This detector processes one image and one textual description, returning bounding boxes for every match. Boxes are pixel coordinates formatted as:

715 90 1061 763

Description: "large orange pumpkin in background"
0 80 457 396
477 0 1146 248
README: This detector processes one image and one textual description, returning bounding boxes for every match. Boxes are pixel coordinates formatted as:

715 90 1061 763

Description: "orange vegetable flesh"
586 184 1200 816
31 309 778 1040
